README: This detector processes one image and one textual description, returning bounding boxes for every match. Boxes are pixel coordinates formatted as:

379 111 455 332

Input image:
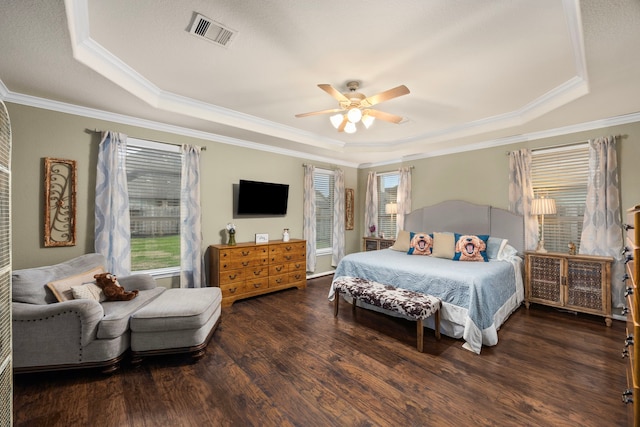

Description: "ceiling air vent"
188 13 237 48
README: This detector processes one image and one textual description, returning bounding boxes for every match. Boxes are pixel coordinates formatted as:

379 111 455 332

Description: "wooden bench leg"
417 318 424 352
434 306 441 340
334 289 340 317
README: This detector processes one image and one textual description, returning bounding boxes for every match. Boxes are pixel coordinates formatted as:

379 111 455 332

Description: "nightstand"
363 237 395 251
524 251 613 326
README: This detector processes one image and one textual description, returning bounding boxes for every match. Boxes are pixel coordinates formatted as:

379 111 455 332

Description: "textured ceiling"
1 0 639 166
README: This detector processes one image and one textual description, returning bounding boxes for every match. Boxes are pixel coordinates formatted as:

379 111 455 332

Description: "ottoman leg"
417 318 424 352
334 289 340 317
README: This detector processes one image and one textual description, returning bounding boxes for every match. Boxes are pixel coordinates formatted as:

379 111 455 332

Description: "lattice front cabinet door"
525 252 612 326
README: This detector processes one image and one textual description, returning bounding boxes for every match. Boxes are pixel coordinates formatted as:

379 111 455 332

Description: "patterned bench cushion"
333 276 440 320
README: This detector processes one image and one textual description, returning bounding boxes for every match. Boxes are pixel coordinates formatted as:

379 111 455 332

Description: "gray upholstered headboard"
403 200 524 253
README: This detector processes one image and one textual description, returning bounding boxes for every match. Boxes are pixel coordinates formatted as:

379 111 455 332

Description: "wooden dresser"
209 239 306 307
524 251 613 326
623 205 640 425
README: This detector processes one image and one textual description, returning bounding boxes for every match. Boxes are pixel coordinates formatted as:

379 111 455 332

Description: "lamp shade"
344 121 357 134
385 203 398 215
329 114 344 129
347 107 362 123
531 198 557 215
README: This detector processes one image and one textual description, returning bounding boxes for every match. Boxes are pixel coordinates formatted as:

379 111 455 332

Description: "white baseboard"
306 271 335 280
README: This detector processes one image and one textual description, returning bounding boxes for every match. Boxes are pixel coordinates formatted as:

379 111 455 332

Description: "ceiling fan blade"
366 109 404 124
337 115 348 132
362 85 410 107
295 108 344 118
318 84 350 102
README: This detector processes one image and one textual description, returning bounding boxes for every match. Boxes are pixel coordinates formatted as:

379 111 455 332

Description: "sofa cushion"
71 282 106 302
130 288 222 332
97 287 166 340
12 253 106 305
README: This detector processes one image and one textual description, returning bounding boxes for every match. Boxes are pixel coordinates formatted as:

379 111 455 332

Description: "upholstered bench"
332 276 441 352
130 287 222 364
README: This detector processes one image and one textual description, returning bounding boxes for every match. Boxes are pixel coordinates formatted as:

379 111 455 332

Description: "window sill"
131 266 180 279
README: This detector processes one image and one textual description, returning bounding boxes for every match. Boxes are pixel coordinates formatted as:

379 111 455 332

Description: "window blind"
314 170 334 250
377 172 399 238
531 144 589 253
126 141 182 270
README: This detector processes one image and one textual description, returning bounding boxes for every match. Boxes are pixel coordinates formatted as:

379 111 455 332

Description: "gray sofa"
12 253 165 373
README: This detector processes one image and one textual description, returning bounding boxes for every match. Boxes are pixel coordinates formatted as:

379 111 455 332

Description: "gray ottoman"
130 287 222 364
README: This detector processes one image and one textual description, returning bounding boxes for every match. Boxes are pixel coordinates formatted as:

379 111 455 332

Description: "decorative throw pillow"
407 232 433 255
453 234 489 262
486 237 509 260
431 232 456 259
46 266 105 302
71 282 106 302
389 230 411 252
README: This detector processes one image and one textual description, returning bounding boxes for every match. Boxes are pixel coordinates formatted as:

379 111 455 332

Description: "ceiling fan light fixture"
344 121 357 134
347 107 362 123
329 113 344 129
362 113 375 129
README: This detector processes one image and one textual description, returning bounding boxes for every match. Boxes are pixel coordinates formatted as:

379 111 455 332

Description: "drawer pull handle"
275 278 282 284
285 255 292 260
242 250 250 256
253 283 261 289
228 274 237 280
295 263 302 268
276 266 283 272
625 335 634 347
623 223 635 231
229 287 238 294
623 389 633 404
242 261 250 267
285 246 292 251
254 270 263 276
625 287 634 297
622 348 630 358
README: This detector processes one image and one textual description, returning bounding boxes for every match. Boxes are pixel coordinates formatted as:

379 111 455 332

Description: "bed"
329 200 525 354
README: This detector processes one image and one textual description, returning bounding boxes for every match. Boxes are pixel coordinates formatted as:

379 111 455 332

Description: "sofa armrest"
117 274 157 292
13 299 104 347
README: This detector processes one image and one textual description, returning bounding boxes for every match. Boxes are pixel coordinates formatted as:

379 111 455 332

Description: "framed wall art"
44 157 77 247
345 188 354 230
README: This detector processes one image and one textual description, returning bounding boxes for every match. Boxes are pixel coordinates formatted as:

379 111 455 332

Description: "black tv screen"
237 179 289 216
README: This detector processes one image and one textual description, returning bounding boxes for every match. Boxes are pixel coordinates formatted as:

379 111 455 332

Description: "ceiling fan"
295 81 410 133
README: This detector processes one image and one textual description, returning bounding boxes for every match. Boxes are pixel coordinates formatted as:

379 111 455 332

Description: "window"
530 143 589 253
314 169 334 253
377 172 399 238
126 138 181 272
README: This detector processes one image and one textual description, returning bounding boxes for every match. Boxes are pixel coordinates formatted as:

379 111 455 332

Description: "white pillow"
487 237 509 259
71 282 106 302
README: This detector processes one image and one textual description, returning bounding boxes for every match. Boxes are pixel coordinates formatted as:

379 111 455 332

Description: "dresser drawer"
288 260 305 273
218 268 245 285
245 279 268 293
288 271 305 283
269 263 287 276
220 282 247 298
269 274 288 288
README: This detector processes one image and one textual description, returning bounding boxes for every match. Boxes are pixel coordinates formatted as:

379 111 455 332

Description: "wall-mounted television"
236 179 289 216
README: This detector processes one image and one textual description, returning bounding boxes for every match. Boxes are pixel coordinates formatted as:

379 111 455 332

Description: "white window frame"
314 168 334 256
530 143 589 253
376 171 400 239
127 138 181 277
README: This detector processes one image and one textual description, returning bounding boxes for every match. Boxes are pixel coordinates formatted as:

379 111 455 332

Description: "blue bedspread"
330 249 522 352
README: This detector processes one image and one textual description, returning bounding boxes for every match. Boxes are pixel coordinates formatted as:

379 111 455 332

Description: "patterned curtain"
303 164 316 272
95 131 131 275
364 171 378 237
180 145 203 288
508 148 538 251
396 167 412 235
579 136 624 307
332 169 345 267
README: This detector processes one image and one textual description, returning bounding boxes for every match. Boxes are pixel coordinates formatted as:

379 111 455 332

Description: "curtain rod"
505 135 625 156
89 129 206 150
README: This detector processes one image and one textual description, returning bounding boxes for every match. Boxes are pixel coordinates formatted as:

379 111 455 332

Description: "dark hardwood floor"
14 275 628 427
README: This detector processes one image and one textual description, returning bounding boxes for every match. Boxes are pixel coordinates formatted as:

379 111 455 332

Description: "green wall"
7 103 359 283
8 102 640 285
361 121 640 222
